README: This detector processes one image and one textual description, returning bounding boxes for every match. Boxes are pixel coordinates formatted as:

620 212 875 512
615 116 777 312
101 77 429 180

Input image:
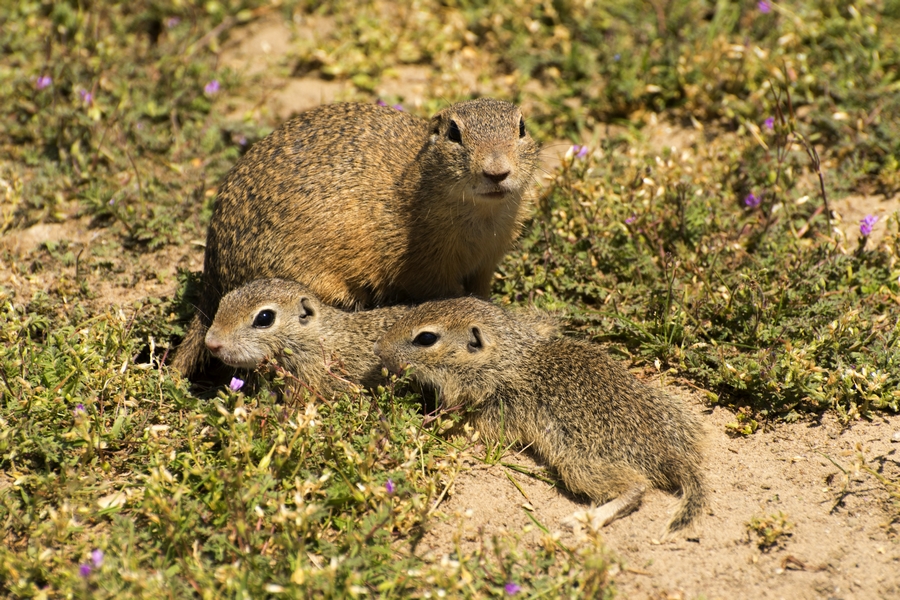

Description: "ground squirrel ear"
467 326 485 352
519 117 526 138
298 298 316 322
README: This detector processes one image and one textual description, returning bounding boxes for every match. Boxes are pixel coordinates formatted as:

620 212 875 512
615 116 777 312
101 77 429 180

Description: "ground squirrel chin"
375 296 708 536
173 99 540 379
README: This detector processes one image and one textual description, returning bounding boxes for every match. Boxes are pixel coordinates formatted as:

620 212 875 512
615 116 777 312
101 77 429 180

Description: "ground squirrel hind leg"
557 461 650 529
587 484 647 527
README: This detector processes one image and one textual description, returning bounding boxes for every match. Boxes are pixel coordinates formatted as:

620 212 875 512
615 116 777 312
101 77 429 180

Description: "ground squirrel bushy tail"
667 465 706 533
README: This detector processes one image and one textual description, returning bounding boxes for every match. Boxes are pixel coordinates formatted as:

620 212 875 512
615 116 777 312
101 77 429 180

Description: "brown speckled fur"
173 100 539 378
205 278 412 396
374 297 707 534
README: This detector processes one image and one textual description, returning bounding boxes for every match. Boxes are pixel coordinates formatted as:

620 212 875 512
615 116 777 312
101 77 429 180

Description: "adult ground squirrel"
374 297 707 534
206 278 411 396
173 99 540 377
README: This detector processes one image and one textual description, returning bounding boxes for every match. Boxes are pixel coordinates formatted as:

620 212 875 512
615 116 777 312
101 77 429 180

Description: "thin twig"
817 451 851 513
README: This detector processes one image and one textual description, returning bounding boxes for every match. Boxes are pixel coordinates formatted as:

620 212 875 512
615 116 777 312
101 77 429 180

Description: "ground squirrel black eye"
447 120 462 144
413 331 439 347
253 309 275 328
519 117 526 138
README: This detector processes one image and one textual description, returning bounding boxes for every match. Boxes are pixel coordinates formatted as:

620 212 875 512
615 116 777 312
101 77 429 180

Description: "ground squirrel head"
423 98 539 208
205 278 325 371
374 297 546 407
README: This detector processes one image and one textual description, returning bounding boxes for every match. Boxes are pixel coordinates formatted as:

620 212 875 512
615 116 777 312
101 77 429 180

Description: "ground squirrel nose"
205 338 223 354
483 169 510 183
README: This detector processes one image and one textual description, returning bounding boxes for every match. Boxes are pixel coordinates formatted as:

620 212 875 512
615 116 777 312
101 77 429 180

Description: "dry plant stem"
427 467 459 516
798 134 832 229
859 453 900 501
500 461 557 486
504 471 530 501
271 363 333 407
818 451 851 513
794 204 824 239
779 73 831 232
124 146 144 218
524 511 578 560
761 84 791 241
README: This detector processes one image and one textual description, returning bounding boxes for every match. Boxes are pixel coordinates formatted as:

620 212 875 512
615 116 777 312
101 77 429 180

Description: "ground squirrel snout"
173 99 540 378
206 278 411 395
375 296 707 535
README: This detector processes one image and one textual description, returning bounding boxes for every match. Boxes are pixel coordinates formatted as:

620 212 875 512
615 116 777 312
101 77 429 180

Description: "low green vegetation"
746 512 793 550
1 0 899 597
505 115 900 421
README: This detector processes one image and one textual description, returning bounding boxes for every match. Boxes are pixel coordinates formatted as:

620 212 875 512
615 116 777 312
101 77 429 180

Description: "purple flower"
204 80 220 95
385 479 395 495
392 104 404 111
758 0 771 13
504 582 521 595
79 89 93 105
79 564 91 578
613 53 621 61
744 193 762 208
91 549 104 568
572 145 588 159
860 215 878 237
229 377 245 391
376 99 388 107
764 117 774 130
36 75 52 90
75 404 85 414
165 17 181 28
625 215 636 224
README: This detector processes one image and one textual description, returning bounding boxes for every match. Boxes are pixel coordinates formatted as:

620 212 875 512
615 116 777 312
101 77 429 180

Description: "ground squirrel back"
374 297 707 535
173 99 540 378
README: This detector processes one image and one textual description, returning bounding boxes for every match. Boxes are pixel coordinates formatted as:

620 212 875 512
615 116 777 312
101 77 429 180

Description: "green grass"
2 0 900 596
502 119 900 420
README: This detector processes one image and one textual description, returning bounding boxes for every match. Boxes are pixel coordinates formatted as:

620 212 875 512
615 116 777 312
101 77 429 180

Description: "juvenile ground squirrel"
206 278 411 396
173 99 540 377
374 297 707 534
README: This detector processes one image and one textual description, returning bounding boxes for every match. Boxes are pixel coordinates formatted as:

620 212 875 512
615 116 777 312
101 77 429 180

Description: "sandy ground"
417 386 900 599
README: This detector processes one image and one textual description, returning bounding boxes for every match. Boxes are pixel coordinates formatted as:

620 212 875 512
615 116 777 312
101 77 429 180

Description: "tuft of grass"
746 512 794 551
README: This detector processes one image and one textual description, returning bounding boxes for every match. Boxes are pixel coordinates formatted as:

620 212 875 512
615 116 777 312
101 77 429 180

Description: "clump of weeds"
747 512 794 551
